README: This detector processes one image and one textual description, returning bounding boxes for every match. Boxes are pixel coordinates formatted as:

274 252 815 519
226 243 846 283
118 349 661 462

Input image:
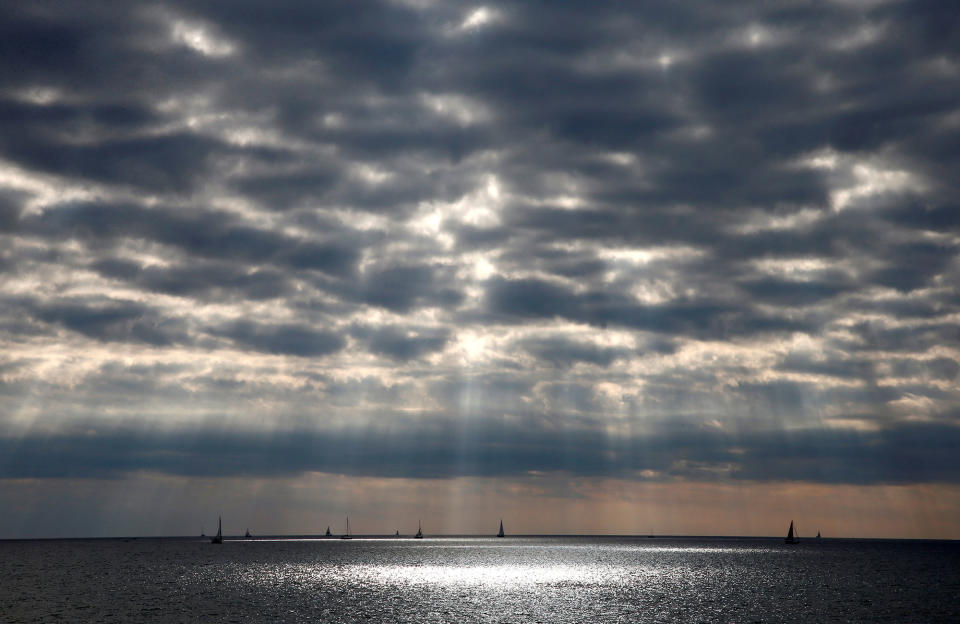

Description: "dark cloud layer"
0 0 958 492
3 419 958 485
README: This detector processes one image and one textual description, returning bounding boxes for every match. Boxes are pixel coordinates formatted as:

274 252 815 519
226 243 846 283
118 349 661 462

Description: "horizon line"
2 533 954 542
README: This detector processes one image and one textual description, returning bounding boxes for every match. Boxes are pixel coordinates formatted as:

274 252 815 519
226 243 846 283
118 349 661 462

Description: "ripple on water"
1 537 958 623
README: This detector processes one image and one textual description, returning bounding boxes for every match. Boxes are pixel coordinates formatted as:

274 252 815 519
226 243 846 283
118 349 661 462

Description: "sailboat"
340 517 352 540
414 520 423 539
784 520 799 544
497 519 505 538
211 516 223 544
325 526 332 537
395 529 400 537
244 528 251 539
816 530 822 540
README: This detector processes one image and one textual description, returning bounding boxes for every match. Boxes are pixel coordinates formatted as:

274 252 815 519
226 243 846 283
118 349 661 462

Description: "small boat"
414 520 423 539
497 519 505 538
395 530 400 537
784 520 799 544
211 516 223 544
816 530 822 540
201 526 205 537
341 517 352 540
325 526 332 537
244 528 251 539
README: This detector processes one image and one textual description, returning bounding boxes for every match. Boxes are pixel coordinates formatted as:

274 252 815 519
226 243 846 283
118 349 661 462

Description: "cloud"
24 201 361 278
28 298 190 346
3 419 960 486
349 264 464 312
92 258 293 301
0 0 958 517
518 335 635 368
351 324 450 361
210 320 345 357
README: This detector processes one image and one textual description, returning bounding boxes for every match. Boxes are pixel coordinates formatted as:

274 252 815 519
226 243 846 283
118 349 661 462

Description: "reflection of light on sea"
366 564 615 587
625 545 774 555
232 561 652 590
223 541 783 599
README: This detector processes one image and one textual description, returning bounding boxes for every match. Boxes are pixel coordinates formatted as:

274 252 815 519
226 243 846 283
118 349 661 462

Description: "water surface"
2 536 957 622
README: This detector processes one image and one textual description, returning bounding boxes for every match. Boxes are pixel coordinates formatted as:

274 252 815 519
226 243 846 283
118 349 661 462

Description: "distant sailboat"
244 528 251 539
816 530 822 540
341 517 352 540
784 520 799 544
211 516 223 544
414 520 423 539
325 526 332 537
395 529 400 537
497 519 505 538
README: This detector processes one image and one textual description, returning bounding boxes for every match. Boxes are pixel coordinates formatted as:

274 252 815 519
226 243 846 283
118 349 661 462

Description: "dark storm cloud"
24 202 361 278
1 133 227 193
0 190 25 232
350 324 450 361
0 0 959 496
170 0 426 77
483 276 811 338
347 265 464 312
209 320 345 357
777 352 959 384
92 258 293 301
518 336 633 368
26 298 191 346
890 357 960 382
4 419 960 485
775 352 877 381
871 241 958 293
236 167 342 211
840 322 960 355
738 278 849 307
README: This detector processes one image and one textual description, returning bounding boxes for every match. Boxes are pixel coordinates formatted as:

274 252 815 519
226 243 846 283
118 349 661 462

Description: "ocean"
2 536 958 622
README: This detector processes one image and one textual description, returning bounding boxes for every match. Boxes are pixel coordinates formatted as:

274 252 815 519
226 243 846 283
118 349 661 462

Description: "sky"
1 0 959 539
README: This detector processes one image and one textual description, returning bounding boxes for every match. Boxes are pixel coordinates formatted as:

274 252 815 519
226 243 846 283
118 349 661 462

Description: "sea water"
2 536 958 622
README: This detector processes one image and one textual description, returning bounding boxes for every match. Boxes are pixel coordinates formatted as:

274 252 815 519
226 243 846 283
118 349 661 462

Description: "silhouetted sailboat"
784 520 799 544
244 528 251 539
325 526 332 537
341 517 352 540
414 520 423 539
395 529 400 537
816 530 821 540
497 519 505 537
211 516 223 544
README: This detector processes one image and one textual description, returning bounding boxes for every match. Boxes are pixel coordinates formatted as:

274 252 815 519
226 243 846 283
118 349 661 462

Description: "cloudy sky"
1 0 959 539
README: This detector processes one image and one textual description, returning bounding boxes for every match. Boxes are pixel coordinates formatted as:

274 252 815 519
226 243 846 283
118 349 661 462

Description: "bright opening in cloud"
420 93 493 126
460 6 499 30
170 19 236 57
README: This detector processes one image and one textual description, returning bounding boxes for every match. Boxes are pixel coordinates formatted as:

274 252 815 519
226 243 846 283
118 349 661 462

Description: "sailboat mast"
785 519 799 544
211 515 224 544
